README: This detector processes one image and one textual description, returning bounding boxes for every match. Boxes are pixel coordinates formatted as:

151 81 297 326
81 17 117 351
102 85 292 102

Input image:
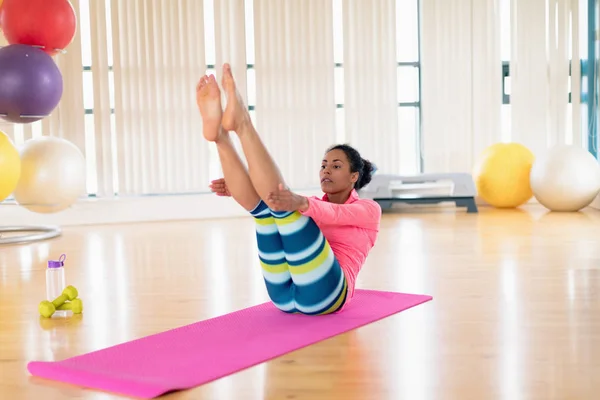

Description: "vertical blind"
0 0 423 199
342 0 399 175
4 0 583 197
253 0 336 189
420 0 588 173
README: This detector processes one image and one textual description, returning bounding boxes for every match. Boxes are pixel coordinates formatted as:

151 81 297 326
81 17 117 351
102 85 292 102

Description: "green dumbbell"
39 285 79 318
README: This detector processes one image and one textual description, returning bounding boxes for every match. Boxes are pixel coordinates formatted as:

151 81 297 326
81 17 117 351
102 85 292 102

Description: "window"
333 0 422 174
500 0 596 156
79 0 422 195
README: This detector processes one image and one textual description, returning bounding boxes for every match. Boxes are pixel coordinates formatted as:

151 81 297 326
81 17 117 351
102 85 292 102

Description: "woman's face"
320 149 358 194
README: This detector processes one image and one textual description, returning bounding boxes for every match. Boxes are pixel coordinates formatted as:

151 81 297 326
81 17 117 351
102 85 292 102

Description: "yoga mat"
28 289 432 398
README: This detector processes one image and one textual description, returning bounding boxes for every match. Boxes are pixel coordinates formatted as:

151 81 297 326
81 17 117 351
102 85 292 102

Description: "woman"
196 64 381 315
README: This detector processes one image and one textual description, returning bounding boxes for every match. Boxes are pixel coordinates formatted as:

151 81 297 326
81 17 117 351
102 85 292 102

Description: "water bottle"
46 254 70 317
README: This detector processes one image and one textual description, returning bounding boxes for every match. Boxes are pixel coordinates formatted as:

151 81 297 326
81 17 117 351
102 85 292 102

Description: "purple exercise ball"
0 44 63 124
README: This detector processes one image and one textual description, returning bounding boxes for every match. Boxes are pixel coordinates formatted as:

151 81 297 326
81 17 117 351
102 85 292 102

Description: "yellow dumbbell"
39 285 79 318
57 298 83 314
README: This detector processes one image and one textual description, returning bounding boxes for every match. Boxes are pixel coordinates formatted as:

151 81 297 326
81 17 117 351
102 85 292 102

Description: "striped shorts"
250 200 348 315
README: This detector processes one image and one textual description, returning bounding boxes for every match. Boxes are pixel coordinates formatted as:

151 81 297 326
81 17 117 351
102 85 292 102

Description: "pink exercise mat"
28 289 432 398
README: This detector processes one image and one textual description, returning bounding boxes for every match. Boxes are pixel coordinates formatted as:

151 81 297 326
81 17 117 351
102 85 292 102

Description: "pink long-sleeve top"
300 189 382 309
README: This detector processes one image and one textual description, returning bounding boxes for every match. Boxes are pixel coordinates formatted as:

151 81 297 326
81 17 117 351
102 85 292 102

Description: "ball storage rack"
0 15 72 245
0 225 62 245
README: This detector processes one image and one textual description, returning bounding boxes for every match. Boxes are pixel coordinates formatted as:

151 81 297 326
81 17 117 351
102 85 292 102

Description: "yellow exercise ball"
0 130 21 202
13 136 86 214
472 142 535 208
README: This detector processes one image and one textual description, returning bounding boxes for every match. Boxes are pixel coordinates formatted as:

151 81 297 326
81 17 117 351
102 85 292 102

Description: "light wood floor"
1 204 599 399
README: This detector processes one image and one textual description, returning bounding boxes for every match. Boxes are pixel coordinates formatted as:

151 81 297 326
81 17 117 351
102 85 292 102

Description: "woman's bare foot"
218 63 287 202
196 74 223 142
221 63 251 133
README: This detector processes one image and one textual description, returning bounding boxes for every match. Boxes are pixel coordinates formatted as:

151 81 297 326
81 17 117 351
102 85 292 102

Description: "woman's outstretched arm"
266 184 381 231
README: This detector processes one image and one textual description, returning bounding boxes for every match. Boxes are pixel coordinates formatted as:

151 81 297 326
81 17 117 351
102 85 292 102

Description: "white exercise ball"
530 144 600 211
13 136 86 214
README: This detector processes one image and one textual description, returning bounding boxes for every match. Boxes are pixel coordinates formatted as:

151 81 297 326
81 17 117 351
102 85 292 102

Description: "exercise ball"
472 142 535 208
0 0 77 56
0 44 63 124
13 136 86 214
530 144 600 212
0 130 20 202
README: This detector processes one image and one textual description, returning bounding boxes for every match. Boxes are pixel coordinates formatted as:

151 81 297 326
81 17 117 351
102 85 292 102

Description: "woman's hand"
209 178 231 197
267 183 309 212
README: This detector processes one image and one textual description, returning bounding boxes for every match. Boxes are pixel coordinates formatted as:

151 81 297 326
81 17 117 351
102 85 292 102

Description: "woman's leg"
271 208 348 315
217 64 348 314
249 200 296 312
197 69 347 315
251 201 348 315
196 74 260 211
196 73 295 310
220 63 287 204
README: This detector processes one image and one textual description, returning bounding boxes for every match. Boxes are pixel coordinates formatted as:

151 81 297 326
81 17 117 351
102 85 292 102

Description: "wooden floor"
1 204 599 399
